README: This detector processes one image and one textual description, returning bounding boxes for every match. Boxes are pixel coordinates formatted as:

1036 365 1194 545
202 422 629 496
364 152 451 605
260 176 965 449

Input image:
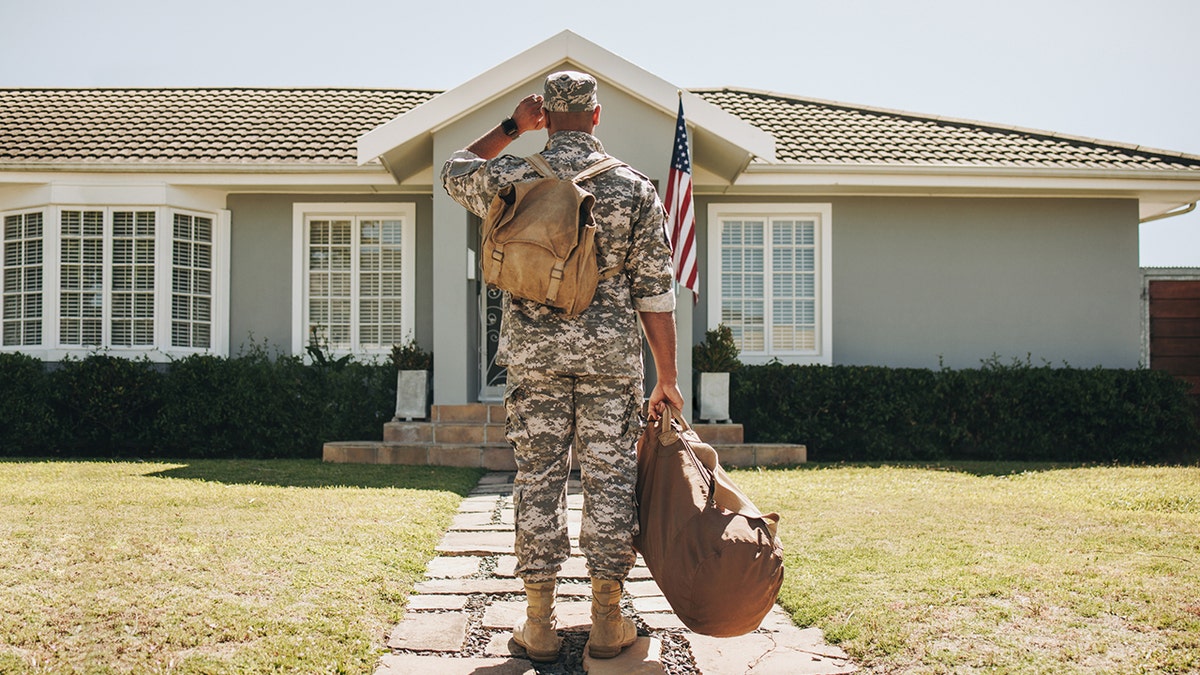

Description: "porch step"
326 403 795 469
323 441 805 469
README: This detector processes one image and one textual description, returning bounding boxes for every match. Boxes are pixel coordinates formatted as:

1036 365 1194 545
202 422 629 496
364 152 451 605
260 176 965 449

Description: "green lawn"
0 460 484 674
734 463 1200 675
4 460 1198 674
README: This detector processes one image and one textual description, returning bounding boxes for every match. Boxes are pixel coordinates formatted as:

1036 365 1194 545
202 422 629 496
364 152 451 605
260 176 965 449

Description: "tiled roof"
2 87 1199 171
0 88 436 164
695 88 1200 171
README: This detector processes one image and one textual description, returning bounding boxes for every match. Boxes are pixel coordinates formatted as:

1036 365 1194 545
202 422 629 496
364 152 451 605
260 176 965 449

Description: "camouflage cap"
543 70 599 112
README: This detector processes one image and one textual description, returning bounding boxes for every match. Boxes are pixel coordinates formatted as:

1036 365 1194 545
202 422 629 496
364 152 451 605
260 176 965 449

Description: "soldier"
441 70 685 661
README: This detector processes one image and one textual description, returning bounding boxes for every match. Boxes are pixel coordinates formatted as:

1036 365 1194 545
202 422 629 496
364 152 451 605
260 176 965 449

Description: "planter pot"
395 370 430 421
697 371 731 423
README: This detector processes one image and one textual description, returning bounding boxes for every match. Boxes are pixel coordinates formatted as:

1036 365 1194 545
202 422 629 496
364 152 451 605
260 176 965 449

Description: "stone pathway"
375 472 858 675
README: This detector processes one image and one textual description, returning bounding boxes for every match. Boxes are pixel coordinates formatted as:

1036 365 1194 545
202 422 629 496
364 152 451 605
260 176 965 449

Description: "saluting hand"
513 94 547 134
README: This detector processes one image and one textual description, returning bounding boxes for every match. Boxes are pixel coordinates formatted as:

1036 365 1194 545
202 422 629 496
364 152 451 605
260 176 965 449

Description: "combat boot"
585 578 638 658
512 579 562 662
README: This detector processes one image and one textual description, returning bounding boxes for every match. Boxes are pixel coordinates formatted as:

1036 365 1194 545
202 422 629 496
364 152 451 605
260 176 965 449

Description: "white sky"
2 0 1197 266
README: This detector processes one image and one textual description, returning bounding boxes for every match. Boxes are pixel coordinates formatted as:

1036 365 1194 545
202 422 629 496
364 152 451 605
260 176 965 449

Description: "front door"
479 284 506 401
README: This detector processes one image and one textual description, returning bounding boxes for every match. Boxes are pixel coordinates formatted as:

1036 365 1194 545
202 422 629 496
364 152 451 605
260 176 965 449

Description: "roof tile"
1 87 1197 171
694 88 1200 171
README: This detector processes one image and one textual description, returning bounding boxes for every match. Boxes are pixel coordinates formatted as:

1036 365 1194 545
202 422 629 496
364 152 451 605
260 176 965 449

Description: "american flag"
664 98 698 298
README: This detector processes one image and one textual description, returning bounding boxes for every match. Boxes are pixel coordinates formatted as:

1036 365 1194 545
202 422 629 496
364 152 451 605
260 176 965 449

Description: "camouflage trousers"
505 366 644 583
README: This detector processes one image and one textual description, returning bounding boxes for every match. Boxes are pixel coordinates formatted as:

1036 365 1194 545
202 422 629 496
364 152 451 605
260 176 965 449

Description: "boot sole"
512 636 561 662
585 638 636 659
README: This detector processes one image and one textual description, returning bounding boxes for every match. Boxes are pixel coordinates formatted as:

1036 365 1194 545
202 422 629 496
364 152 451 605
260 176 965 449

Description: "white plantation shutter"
711 205 831 364
2 212 44 346
111 210 156 347
60 210 105 346
357 218 405 348
305 210 411 356
720 219 766 353
770 220 817 351
171 213 213 349
308 219 353 350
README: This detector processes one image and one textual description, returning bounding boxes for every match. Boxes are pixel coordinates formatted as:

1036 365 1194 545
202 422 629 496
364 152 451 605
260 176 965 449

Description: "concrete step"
324 441 805 468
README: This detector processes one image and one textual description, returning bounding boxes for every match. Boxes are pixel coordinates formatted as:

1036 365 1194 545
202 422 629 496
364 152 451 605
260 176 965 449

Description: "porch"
322 404 806 469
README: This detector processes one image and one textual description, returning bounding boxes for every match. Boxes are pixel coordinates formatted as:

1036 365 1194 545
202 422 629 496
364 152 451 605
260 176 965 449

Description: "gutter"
1140 201 1197 224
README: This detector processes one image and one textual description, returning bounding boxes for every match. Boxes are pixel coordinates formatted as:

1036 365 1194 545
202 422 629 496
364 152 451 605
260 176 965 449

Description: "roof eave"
0 162 389 174
728 162 1200 220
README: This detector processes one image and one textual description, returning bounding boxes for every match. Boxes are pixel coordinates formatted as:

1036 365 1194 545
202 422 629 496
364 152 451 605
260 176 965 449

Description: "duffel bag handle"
659 405 780 538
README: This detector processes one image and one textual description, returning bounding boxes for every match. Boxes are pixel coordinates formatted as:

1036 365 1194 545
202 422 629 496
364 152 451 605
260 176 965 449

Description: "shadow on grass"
146 459 485 492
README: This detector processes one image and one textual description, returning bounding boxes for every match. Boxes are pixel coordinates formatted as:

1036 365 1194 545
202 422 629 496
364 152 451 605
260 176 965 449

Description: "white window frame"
707 203 833 366
0 204 230 360
291 202 416 360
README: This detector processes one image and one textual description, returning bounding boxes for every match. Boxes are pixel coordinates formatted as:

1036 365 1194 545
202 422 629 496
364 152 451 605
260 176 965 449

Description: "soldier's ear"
592 105 601 127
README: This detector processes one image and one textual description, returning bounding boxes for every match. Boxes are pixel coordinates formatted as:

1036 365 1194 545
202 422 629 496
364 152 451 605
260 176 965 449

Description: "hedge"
0 345 395 459
731 359 1200 463
3 351 1197 462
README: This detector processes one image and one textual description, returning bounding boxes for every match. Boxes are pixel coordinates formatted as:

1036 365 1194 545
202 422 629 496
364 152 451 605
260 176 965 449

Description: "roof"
3 86 1200 172
0 88 435 164
355 30 774 184
695 88 1200 171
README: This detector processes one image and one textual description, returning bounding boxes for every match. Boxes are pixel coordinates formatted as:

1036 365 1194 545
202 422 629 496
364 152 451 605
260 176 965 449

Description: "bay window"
0 205 227 358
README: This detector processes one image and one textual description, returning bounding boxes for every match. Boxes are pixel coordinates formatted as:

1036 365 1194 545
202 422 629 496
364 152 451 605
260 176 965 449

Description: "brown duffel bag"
633 408 784 637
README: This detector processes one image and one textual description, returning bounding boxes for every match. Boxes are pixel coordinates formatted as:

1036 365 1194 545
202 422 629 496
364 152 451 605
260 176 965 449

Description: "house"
4 31 1200 414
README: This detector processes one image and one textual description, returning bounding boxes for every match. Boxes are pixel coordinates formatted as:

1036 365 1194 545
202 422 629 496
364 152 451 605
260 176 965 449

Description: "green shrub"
48 354 165 456
4 350 1195 462
732 360 1200 463
1 346 395 459
0 352 57 454
693 324 742 372
390 337 433 371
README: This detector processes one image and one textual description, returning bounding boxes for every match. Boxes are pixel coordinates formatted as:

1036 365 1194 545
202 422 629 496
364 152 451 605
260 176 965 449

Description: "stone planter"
395 370 430 421
697 371 731 423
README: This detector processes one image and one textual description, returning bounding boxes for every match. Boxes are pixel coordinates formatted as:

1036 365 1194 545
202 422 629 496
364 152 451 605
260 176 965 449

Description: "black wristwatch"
501 117 521 139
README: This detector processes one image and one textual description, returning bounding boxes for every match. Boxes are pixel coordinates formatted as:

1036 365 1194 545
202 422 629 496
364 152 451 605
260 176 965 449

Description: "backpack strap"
572 156 625 183
524 153 556 178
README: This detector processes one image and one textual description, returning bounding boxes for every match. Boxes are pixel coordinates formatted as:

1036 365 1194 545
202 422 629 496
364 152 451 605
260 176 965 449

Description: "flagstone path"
375 472 858 674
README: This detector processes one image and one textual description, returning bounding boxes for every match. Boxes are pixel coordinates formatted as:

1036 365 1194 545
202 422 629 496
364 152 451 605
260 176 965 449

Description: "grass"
0 459 484 674
733 462 1200 675
5 459 1198 674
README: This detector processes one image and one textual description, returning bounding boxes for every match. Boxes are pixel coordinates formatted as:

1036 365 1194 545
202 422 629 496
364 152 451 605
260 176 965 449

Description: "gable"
355 31 775 184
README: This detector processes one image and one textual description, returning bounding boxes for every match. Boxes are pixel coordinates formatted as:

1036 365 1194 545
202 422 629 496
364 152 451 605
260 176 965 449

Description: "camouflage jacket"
441 131 675 377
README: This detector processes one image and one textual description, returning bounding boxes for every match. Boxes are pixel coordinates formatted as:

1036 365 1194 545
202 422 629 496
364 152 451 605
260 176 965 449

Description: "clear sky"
2 0 1197 266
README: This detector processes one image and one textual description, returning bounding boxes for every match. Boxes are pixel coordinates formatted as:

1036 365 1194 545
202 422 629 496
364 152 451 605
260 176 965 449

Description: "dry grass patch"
734 463 1200 674
0 459 483 674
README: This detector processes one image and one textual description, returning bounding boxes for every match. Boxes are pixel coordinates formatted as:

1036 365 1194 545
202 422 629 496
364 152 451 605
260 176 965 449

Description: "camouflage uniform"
441 75 675 583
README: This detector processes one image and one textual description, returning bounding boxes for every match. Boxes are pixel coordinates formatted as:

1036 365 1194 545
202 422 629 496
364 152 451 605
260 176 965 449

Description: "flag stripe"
665 98 699 299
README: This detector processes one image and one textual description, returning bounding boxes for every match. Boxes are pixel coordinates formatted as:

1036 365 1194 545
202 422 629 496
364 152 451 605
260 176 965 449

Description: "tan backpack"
481 154 625 317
